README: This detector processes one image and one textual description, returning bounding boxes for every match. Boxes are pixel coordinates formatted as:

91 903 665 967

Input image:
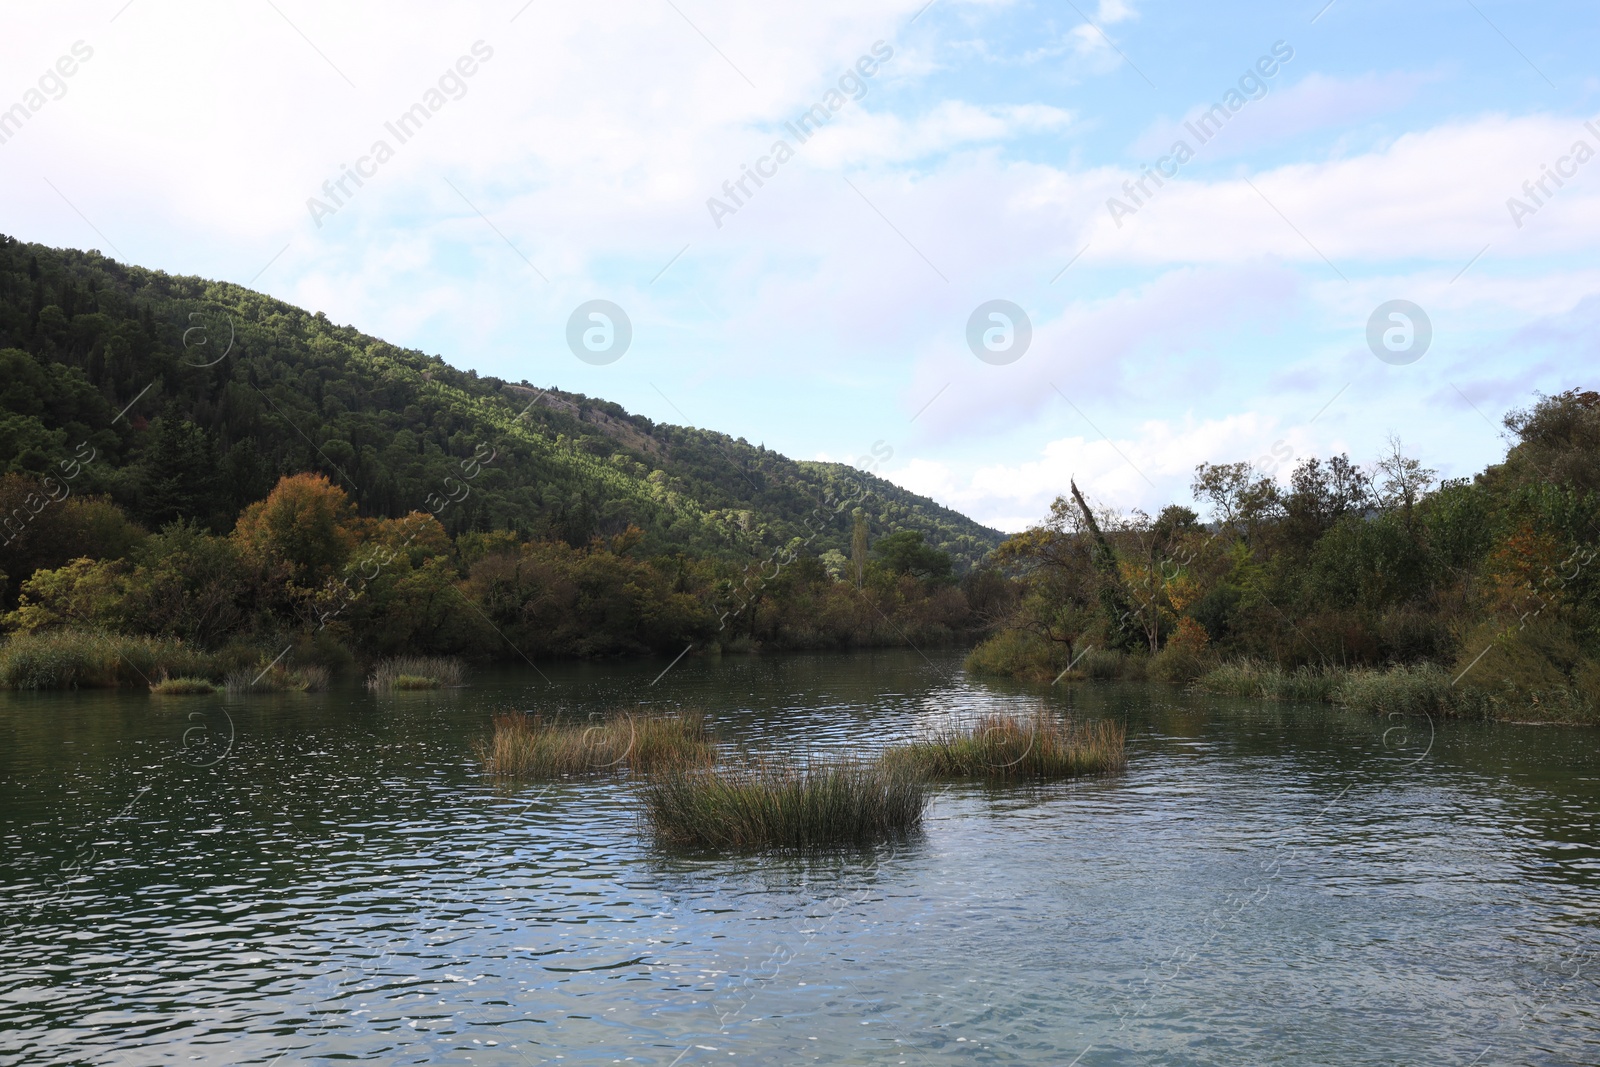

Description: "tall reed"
882 711 1126 781
367 656 467 692
0 630 219 689
1197 660 1515 719
1195 660 1333 702
1330 664 1492 718
478 710 715 778
225 662 331 693
642 758 929 849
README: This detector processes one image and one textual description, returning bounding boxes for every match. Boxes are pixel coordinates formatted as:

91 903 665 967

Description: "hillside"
0 236 1002 568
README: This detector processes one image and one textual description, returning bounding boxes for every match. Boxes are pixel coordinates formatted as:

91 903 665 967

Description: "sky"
3 0 1598 532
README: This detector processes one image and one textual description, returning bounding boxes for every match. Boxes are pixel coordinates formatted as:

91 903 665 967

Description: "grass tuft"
882 711 1126 781
393 674 439 690
367 656 466 693
225 662 330 693
642 758 929 850
478 710 715 778
149 676 217 695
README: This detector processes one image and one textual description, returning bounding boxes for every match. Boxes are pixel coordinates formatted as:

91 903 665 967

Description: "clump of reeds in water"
881 711 1126 781
478 711 716 778
642 758 929 850
149 676 218 695
225 662 330 693
367 656 466 692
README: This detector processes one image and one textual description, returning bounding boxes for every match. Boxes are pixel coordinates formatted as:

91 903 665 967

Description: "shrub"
1332 663 1491 719
1083 649 1145 682
642 759 928 849
964 630 1067 682
882 711 1125 781
1149 645 1209 687
478 711 715 778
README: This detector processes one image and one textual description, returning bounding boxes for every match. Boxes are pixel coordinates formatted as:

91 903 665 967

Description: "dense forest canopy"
0 235 1002 568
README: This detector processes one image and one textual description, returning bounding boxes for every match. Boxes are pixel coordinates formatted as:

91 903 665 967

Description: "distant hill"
0 236 1003 568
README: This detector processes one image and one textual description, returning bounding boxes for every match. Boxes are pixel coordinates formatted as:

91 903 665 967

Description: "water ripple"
1 652 1597 1065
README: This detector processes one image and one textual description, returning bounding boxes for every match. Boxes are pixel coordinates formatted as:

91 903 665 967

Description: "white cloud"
1089 115 1600 265
884 408 1310 530
1129 70 1435 162
1068 0 1139 57
902 261 1303 435
805 101 1073 165
2 1 1593 535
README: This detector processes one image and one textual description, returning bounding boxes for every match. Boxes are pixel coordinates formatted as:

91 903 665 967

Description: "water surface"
2 650 1597 1065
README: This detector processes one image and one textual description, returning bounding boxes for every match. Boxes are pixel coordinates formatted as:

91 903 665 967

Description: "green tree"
872 530 953 583
850 510 868 589
137 412 220 529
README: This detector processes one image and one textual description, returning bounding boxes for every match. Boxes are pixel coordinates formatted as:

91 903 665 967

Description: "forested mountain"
0 236 1001 567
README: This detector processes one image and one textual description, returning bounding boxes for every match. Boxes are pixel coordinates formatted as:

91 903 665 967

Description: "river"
2 650 1597 1065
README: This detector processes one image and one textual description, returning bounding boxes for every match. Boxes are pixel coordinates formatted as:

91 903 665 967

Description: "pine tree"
138 410 220 529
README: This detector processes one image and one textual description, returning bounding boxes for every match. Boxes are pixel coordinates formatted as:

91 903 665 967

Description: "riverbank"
10 625 1594 726
0 630 468 693
966 634 1599 725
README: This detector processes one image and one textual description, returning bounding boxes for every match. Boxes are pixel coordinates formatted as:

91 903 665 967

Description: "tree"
1069 480 1142 653
850 509 868 589
1152 504 1200 546
232 473 357 587
1191 461 1253 530
125 521 250 645
872 530 953 582
1282 454 1370 551
2 557 129 632
1373 434 1435 528
1192 461 1280 542
0 474 145 610
1503 389 1600 494
136 411 221 529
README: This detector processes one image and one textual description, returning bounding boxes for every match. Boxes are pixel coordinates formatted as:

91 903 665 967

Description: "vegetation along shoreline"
1 237 1596 726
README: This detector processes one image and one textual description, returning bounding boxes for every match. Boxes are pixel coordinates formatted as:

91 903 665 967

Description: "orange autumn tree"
1484 521 1566 623
233 473 359 589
